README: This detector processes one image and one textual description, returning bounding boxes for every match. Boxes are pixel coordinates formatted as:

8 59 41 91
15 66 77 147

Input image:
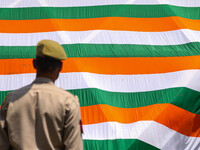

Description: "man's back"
0 77 82 150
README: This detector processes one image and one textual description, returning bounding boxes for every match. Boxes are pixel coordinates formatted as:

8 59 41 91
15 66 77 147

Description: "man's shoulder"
52 85 76 99
8 84 33 96
7 83 78 104
3 84 33 105
48 86 80 109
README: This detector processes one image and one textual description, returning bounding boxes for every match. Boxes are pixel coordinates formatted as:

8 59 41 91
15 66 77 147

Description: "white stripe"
1 70 200 92
0 0 199 7
8 0 23 8
0 29 199 46
82 121 200 150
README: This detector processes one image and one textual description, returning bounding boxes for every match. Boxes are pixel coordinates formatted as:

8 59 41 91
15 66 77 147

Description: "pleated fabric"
0 0 200 149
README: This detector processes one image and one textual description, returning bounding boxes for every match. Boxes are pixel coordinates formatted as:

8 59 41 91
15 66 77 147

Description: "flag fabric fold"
0 0 200 149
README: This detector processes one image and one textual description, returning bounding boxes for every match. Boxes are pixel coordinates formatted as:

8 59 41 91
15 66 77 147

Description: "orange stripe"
0 17 200 33
1 56 200 75
81 104 200 137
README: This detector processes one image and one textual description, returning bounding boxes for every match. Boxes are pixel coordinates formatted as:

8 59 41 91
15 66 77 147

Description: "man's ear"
33 59 37 69
58 62 63 72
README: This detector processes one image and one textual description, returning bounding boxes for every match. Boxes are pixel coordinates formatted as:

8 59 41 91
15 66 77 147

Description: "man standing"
0 40 83 150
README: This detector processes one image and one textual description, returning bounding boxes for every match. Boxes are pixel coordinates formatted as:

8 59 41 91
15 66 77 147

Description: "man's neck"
36 72 58 83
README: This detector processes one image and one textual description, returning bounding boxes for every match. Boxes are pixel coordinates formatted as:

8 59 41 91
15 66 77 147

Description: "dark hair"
35 56 62 73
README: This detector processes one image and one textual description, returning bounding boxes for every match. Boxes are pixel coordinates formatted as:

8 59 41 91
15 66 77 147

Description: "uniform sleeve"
0 94 11 150
63 96 83 150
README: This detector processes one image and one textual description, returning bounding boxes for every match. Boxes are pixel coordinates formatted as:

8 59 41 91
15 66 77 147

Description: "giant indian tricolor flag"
0 0 200 149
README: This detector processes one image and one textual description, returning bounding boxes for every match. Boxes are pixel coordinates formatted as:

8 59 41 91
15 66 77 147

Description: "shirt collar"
32 77 54 85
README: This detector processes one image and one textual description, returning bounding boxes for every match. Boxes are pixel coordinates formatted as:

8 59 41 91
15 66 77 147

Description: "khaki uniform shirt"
0 77 83 150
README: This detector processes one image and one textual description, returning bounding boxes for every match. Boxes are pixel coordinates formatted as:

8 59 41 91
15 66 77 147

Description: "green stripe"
83 139 159 150
1 87 200 114
1 42 200 59
0 5 199 20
